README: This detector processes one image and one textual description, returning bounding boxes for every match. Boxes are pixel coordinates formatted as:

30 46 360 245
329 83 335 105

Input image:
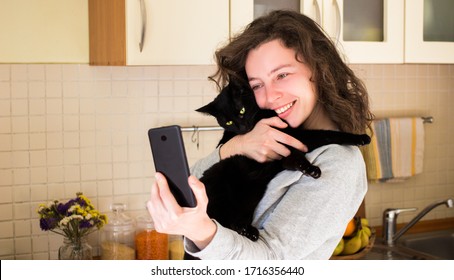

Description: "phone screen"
148 125 196 207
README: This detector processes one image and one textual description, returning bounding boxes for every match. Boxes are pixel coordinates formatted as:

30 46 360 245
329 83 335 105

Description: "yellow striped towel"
361 117 424 182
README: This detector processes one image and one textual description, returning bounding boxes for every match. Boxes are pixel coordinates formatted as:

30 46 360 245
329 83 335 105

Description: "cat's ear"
196 102 216 115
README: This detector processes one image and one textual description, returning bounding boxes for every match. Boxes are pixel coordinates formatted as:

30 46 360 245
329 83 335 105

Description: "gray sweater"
185 144 367 259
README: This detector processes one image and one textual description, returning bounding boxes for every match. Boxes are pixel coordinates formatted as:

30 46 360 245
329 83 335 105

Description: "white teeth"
275 101 295 115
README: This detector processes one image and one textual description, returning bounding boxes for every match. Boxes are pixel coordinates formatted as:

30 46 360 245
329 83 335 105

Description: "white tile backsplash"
0 64 453 259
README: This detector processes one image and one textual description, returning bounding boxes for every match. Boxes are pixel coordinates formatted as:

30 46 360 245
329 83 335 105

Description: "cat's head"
196 79 273 134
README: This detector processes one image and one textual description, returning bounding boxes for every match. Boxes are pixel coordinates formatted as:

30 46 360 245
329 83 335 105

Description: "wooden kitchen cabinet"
89 0 229 65
0 0 88 63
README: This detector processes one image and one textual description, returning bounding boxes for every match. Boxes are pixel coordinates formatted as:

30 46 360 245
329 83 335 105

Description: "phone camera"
161 135 167 141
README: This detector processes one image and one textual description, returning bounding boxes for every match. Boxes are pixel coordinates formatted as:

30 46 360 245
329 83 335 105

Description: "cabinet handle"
333 0 341 45
139 0 147 52
313 0 322 26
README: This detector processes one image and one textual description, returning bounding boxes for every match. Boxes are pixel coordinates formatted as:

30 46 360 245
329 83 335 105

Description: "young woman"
147 10 373 259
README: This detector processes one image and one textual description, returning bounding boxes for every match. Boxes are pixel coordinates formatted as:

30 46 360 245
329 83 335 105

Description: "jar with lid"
101 203 135 260
135 212 168 260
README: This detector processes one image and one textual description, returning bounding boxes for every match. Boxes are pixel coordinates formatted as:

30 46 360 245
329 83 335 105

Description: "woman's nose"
265 85 282 104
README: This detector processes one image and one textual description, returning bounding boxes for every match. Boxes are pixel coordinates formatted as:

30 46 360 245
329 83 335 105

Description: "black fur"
184 79 370 259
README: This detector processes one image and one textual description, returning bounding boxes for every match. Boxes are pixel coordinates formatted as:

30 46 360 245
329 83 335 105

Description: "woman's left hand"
147 173 217 250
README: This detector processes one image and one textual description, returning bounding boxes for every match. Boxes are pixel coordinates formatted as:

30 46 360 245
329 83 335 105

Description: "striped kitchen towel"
360 117 425 182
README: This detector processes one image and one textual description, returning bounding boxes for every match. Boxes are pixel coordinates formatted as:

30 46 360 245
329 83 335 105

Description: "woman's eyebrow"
248 64 293 82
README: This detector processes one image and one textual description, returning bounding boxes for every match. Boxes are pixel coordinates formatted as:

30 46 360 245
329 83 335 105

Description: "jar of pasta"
100 203 135 260
135 213 168 260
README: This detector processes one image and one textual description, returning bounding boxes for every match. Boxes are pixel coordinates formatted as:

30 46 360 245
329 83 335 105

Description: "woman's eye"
277 73 288 79
250 84 262 91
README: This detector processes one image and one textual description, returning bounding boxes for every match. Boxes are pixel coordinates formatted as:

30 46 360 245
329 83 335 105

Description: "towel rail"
181 126 223 132
421 116 433 124
180 116 433 149
181 116 434 132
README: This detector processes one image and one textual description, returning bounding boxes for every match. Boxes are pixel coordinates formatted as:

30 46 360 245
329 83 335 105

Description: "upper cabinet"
231 0 454 64
0 0 88 63
89 0 229 65
405 0 454 63
231 0 403 64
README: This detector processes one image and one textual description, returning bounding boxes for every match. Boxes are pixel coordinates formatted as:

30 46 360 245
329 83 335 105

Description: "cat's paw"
358 135 371 145
301 165 321 179
237 226 259 241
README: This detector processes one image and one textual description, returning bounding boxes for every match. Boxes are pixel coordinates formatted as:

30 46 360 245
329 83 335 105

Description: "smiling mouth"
275 100 296 115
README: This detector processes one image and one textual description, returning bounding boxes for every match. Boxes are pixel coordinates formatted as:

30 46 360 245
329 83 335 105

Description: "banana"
359 230 369 249
362 226 372 237
341 231 362 255
332 238 344 256
360 218 369 228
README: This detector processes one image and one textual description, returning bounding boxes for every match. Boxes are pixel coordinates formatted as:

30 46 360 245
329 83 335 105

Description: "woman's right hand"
220 116 307 162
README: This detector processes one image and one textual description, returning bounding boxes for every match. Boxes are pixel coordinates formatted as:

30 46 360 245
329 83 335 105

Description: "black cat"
184 79 370 259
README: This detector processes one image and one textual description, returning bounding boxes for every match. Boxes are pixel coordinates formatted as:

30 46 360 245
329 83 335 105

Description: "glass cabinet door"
231 0 404 64
406 0 454 63
322 0 404 63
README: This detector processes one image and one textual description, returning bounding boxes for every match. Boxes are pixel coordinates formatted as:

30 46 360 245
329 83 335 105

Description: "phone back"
148 125 196 207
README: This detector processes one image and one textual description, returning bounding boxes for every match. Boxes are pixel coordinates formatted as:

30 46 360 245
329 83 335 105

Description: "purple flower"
57 202 71 215
79 220 92 229
40 217 58 231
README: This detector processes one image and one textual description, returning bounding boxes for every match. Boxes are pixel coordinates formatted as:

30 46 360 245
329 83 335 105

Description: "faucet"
382 198 453 246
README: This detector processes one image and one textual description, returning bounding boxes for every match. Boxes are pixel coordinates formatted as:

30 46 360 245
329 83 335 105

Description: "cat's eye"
226 121 233 126
239 107 245 115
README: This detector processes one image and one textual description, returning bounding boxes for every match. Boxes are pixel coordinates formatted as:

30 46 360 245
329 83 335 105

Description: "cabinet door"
0 0 88 63
405 0 454 63
230 0 404 64
322 0 404 64
126 0 229 65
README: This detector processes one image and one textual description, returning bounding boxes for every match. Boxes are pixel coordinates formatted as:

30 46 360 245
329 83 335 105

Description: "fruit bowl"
330 232 375 260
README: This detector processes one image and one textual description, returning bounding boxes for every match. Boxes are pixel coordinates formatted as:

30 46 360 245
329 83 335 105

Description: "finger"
188 176 207 209
259 116 288 129
272 130 308 152
154 172 180 212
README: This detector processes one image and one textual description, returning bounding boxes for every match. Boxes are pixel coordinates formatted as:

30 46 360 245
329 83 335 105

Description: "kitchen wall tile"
0 63 453 259
0 65 10 81
0 82 10 99
0 171 12 187
0 186 12 203
11 65 27 81
14 237 31 255
0 221 13 238
12 134 28 150
0 239 14 257
0 204 13 221
14 220 31 237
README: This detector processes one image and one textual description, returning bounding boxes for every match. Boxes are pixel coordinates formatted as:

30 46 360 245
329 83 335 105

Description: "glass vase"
58 237 93 260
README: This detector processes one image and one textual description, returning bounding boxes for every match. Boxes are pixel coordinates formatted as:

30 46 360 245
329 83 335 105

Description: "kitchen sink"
397 229 454 260
359 240 437 260
360 229 454 260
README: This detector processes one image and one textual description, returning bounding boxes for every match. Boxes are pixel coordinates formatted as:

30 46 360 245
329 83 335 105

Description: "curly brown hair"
209 10 374 134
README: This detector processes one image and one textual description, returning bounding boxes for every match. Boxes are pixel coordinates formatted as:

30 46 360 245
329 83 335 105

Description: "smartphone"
148 125 196 207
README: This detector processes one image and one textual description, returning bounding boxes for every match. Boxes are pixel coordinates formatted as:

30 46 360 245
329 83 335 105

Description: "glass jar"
135 213 169 260
169 235 184 260
58 236 93 260
100 203 135 260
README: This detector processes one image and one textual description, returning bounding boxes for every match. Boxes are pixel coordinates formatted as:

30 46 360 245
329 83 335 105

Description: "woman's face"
245 39 317 128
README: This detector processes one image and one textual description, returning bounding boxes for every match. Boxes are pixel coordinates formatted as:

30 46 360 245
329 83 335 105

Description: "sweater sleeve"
185 145 368 259
190 147 221 179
